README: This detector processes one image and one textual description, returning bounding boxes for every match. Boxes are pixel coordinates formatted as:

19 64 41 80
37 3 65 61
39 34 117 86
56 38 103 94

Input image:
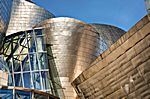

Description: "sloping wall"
72 14 150 99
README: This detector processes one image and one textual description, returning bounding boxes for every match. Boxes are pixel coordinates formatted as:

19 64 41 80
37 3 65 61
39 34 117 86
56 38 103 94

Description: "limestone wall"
72 14 150 99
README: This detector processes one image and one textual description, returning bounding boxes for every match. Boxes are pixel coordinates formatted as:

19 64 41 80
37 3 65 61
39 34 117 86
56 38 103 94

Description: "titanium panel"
91 24 126 53
6 0 54 36
35 17 100 99
35 18 126 99
0 0 12 47
145 0 150 13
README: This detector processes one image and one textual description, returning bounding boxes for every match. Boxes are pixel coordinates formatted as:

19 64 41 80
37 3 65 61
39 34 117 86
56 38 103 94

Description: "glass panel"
22 55 30 71
15 90 31 99
8 74 13 86
14 73 23 87
30 54 39 70
34 93 49 99
38 53 48 69
35 29 42 35
36 36 44 52
29 36 36 52
7 61 12 72
23 73 31 88
41 71 50 90
0 61 3 70
13 60 21 72
32 72 41 90
0 89 13 99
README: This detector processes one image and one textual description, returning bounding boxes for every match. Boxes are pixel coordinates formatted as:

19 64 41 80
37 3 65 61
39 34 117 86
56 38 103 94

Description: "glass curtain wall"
0 29 54 94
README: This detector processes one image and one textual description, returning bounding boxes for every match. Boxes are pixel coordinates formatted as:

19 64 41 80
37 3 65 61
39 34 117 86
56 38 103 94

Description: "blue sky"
32 0 147 31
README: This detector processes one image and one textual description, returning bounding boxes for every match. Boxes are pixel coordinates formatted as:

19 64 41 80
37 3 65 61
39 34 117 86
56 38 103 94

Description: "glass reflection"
34 93 49 99
33 72 41 90
0 89 58 99
30 54 39 70
0 89 13 99
15 90 31 99
14 73 23 87
2 29 52 93
23 73 31 88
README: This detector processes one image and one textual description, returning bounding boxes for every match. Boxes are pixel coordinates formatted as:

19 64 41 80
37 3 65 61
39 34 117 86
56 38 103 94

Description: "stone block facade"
72 14 150 99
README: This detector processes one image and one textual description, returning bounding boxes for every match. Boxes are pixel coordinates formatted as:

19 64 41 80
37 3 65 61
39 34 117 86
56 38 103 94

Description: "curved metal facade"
0 0 12 46
92 24 126 53
6 0 54 36
145 0 150 13
35 17 100 99
34 18 126 99
0 0 127 99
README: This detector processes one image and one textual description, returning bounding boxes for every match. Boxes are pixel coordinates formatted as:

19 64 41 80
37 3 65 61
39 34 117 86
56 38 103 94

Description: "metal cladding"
6 0 54 36
0 0 12 46
35 17 101 99
145 0 150 13
72 15 150 99
0 0 128 99
92 24 126 53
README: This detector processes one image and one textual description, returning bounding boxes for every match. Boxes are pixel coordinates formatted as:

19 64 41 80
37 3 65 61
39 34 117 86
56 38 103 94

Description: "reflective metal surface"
0 0 127 99
145 0 150 13
34 17 126 99
35 17 100 99
0 0 12 47
6 0 54 36
91 24 126 53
